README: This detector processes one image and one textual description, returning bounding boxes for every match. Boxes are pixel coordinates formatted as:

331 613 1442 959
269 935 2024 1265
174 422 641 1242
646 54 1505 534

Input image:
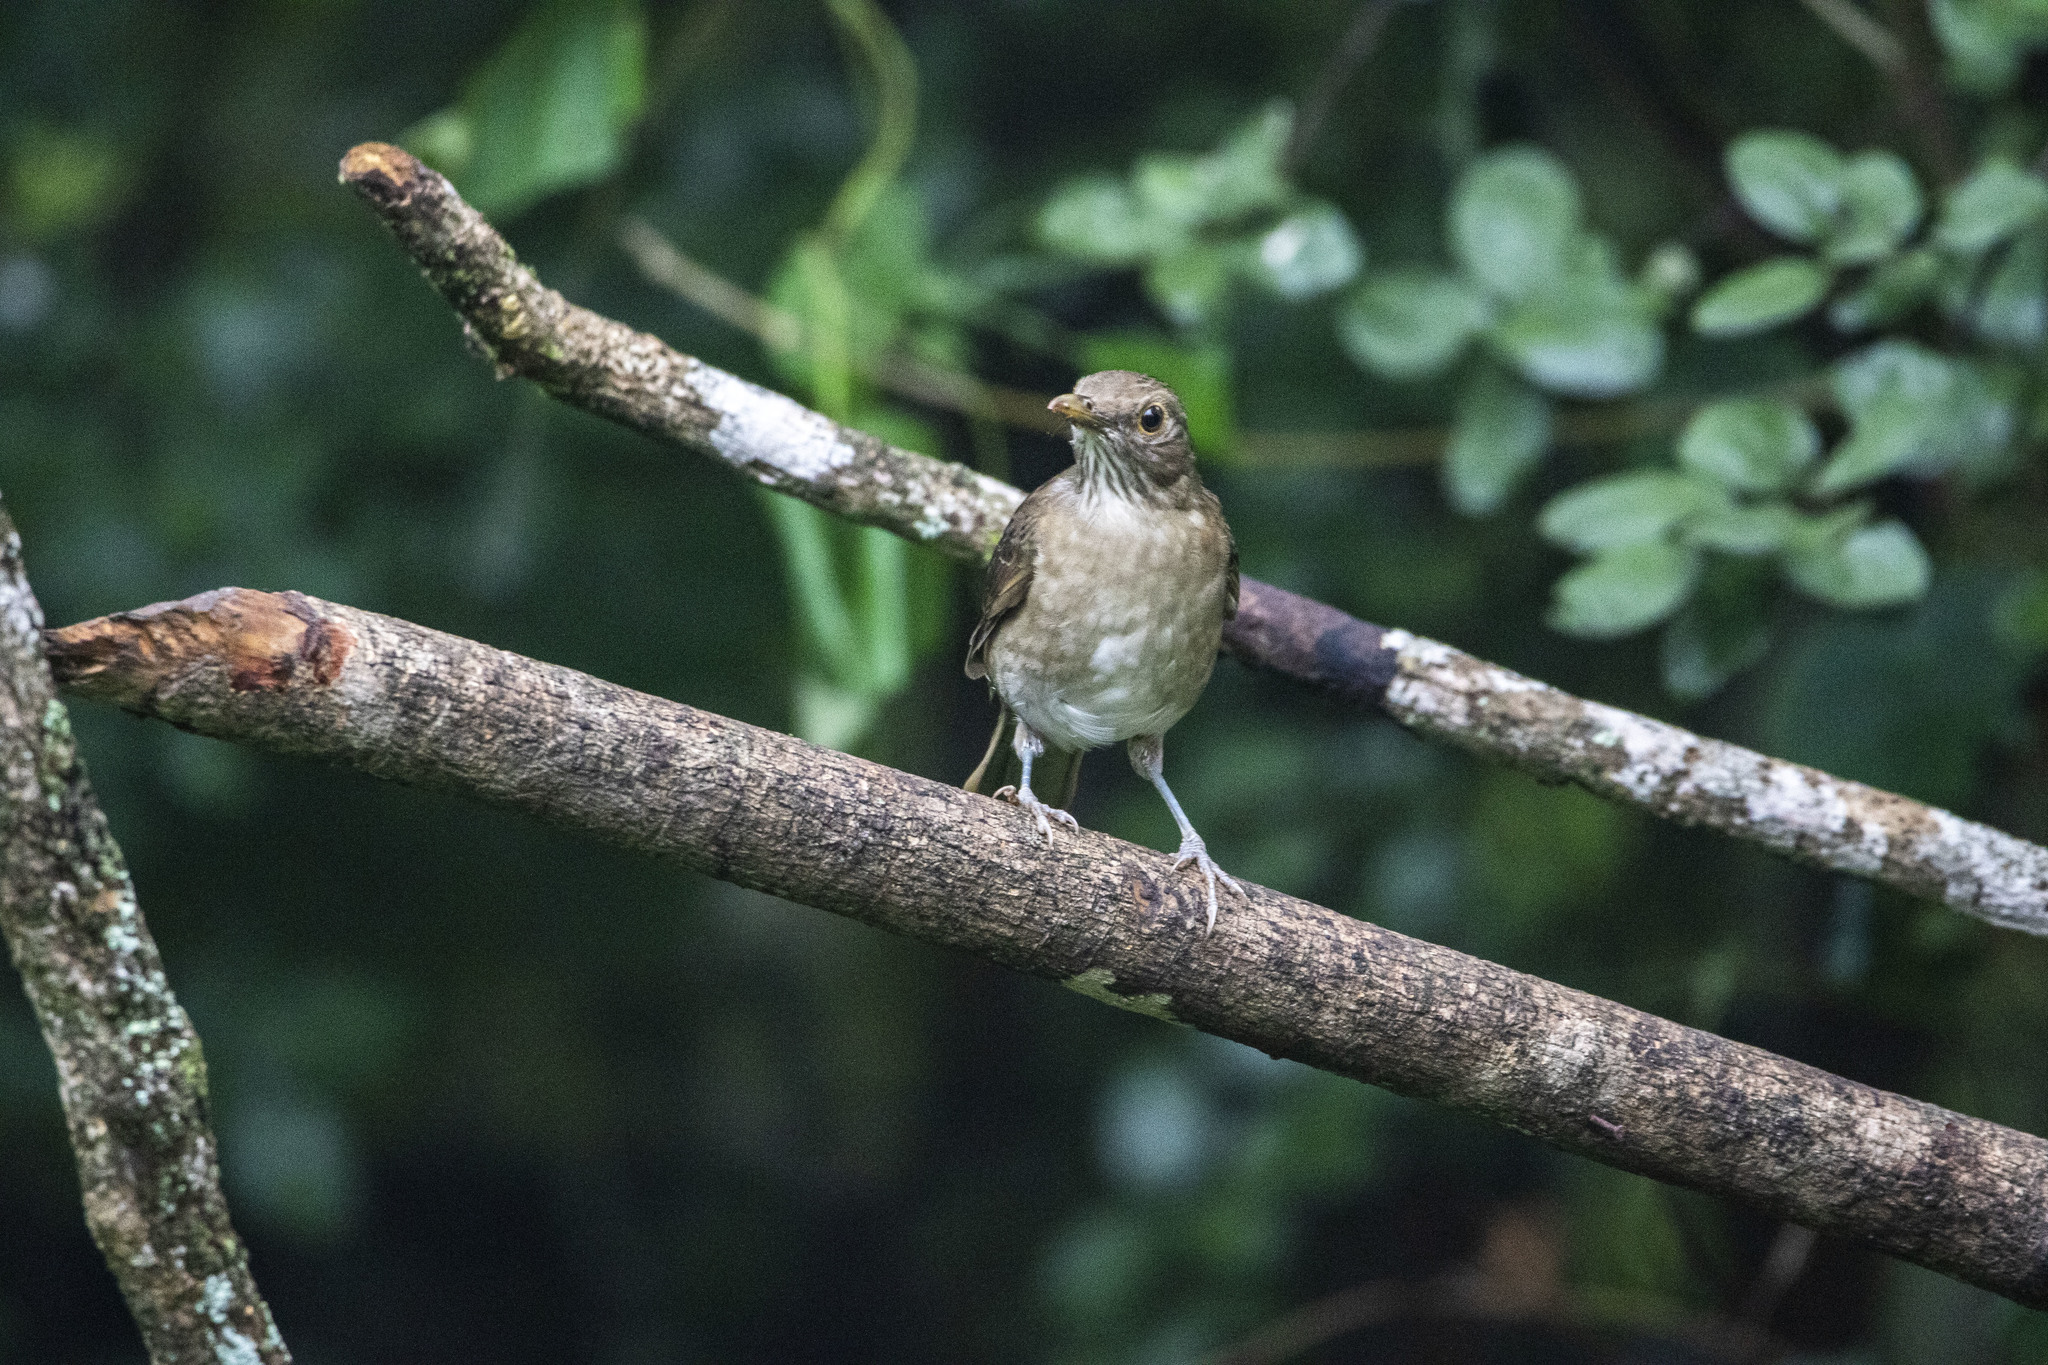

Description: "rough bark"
46 587 2048 1310
339 142 1018 558
0 518 289 1364
337 140 2048 936
1228 585 2048 935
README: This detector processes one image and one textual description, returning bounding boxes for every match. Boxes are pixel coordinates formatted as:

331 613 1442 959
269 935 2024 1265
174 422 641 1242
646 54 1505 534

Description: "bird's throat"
1072 428 1149 503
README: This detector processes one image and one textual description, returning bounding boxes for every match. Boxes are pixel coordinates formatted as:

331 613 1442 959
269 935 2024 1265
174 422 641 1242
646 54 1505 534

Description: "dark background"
3 1 2048 1361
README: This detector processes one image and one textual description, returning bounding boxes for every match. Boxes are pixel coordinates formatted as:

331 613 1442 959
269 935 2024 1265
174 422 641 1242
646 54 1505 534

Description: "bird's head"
1047 370 1196 493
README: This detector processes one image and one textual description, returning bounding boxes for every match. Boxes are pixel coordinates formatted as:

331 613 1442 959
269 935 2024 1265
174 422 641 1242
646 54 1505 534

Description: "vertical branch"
0 505 289 1365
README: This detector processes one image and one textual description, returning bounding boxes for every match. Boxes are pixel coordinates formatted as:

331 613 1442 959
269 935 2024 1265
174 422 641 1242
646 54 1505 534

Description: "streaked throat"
1072 428 1146 502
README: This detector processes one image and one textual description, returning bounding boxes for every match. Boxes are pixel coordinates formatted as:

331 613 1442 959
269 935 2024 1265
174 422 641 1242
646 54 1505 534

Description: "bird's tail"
965 708 1083 811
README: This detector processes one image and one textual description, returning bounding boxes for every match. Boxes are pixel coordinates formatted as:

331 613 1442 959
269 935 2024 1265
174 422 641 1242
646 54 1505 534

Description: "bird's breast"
988 490 1231 752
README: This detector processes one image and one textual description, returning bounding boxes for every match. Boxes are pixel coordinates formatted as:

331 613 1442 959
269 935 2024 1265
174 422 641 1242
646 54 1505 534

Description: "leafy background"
4 0 2048 1360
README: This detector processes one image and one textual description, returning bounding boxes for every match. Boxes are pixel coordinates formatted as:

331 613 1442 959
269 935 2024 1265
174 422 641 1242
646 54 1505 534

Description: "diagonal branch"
43 585 2048 1309
0 510 290 1364
336 141 2048 936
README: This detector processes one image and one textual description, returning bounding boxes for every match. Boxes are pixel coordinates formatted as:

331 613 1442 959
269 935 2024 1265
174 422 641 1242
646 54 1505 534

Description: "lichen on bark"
0 507 289 1365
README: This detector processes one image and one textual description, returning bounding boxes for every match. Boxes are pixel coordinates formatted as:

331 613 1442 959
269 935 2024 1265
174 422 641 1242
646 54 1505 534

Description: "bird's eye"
1139 404 1165 434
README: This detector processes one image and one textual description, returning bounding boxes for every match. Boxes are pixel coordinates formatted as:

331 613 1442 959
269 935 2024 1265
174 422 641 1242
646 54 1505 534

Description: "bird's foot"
992 784 1080 845
1171 835 1246 934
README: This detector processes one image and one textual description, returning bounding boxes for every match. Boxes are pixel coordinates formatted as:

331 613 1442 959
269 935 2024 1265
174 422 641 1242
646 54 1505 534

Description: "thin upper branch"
337 141 2048 935
44 585 2048 1309
0 510 289 1364
1282 0 1404 174
1798 0 1905 72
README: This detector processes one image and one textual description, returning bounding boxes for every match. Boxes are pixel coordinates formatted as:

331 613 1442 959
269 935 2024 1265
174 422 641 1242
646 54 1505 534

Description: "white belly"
988 492 1230 753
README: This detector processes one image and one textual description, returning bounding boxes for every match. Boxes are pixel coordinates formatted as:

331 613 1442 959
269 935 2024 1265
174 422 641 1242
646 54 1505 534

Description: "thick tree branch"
337 142 2048 936
0 514 289 1364
44 587 2048 1309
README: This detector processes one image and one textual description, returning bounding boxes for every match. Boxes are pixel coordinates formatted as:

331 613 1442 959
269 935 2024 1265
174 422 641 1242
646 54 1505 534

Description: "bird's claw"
1172 837 1245 934
993 784 1079 845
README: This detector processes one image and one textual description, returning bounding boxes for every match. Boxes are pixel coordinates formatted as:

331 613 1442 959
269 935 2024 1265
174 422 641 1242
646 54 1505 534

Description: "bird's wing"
964 483 1052 680
1224 530 1240 621
1204 483 1239 620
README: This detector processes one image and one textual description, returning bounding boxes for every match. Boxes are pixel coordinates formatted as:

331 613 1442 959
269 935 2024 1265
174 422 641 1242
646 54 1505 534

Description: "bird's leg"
1128 733 1244 933
992 718 1079 845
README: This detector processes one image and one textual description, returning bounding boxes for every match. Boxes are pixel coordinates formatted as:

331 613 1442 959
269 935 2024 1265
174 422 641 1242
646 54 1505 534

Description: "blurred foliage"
3 1 2048 1362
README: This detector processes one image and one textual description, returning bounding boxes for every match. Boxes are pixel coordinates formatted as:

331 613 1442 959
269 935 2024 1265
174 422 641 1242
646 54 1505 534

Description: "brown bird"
965 370 1243 929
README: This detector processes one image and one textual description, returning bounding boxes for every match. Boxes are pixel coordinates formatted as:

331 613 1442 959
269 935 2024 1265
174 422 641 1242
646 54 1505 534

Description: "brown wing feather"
1223 530 1240 620
965 481 1055 679
1203 484 1239 620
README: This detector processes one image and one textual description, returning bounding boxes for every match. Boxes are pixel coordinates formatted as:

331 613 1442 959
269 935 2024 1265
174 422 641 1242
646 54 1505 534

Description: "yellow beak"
1047 392 1105 429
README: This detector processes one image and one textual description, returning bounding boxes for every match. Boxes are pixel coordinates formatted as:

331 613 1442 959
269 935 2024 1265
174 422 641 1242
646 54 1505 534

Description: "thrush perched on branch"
965 370 1244 930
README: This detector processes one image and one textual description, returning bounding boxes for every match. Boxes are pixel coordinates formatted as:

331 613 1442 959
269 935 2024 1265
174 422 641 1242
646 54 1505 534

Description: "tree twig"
1282 0 1405 174
1203 1268 1790 1365
619 210 1792 467
617 215 1064 432
1794 0 1958 181
1797 0 1905 73
1878 0 1962 182
42 584 2048 1309
0 508 289 1364
337 141 2048 935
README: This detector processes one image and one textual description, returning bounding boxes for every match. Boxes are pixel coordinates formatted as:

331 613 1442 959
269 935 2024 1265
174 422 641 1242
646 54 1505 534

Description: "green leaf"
1548 541 1701 639
1036 103 1294 271
1444 366 1552 515
1833 340 1954 422
1144 245 1233 327
1690 257 1831 335
1079 333 1235 455
1038 176 1184 264
1828 246 1941 330
1727 131 1845 243
1483 231 1664 398
6 123 127 243
1935 159 2048 254
1813 396 1924 495
1677 399 1819 492
1817 341 2014 492
1200 101 1294 223
1994 569 2048 654
1784 519 1931 608
1682 501 1800 555
1133 153 1217 228
766 236 876 415
1971 225 2048 347
1660 560 1775 700
1450 146 1582 300
1537 470 1727 552
1662 607 1771 701
1132 104 1294 232
1491 289 1664 398
1930 0 2032 92
422 0 648 218
1250 202 1363 300
838 183 937 315
1826 151 1922 265
1336 270 1490 380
